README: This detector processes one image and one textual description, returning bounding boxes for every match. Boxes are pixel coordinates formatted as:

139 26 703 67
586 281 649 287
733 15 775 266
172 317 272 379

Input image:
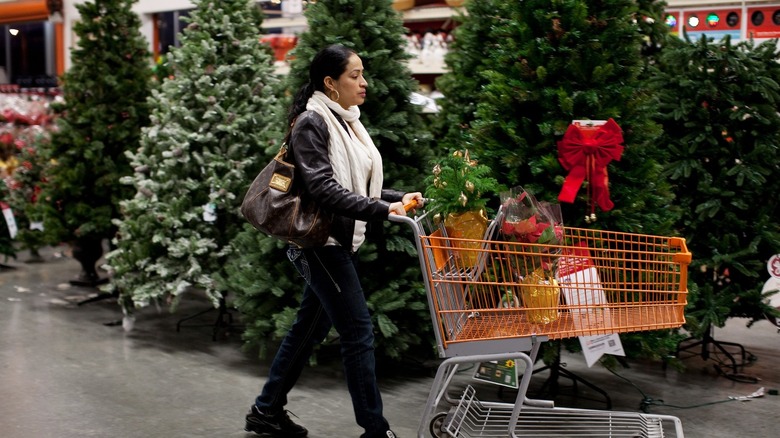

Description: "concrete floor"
0 246 778 438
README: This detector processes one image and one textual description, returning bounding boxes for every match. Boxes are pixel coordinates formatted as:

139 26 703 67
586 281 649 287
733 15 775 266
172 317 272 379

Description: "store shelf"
407 59 448 74
262 4 457 75
273 58 447 76
403 6 462 22
262 15 307 30
261 5 461 30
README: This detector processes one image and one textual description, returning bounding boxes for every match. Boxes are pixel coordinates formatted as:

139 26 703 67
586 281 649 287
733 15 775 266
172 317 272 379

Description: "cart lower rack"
391 208 691 438
446 385 684 437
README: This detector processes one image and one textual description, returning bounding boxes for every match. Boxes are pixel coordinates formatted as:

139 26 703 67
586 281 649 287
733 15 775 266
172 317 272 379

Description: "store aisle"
0 247 778 438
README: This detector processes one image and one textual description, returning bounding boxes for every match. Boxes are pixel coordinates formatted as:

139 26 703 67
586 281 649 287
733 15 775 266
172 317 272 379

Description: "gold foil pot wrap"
520 268 560 324
443 209 488 267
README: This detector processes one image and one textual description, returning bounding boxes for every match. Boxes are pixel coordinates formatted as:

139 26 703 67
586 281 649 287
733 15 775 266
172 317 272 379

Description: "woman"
244 44 423 438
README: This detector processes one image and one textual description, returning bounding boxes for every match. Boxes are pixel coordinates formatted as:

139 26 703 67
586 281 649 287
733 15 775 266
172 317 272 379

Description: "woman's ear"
323 76 335 91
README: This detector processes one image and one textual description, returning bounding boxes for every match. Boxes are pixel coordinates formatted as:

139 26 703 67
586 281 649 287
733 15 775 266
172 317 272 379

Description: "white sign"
767 254 780 279
2 204 17 239
580 333 625 367
762 277 780 329
557 244 624 367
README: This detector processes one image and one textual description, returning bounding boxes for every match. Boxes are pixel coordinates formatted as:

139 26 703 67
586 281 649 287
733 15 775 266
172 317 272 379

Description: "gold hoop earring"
330 89 340 102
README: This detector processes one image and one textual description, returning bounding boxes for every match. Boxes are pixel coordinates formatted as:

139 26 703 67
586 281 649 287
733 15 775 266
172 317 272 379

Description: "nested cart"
390 208 691 438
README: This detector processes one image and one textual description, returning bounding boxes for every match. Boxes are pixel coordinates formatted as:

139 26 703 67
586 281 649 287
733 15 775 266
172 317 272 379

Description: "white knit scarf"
306 91 383 200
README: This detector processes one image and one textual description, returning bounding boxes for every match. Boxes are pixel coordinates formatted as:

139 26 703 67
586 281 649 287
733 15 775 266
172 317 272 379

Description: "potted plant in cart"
498 187 564 324
424 149 503 266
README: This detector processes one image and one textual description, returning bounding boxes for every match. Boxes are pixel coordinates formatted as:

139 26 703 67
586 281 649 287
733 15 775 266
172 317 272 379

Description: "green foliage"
39 0 153 243
435 0 681 361
651 34 780 333
228 0 435 361
635 0 672 64
1 131 58 257
443 0 678 233
423 149 504 217
222 225 304 358
434 0 510 151
104 0 282 311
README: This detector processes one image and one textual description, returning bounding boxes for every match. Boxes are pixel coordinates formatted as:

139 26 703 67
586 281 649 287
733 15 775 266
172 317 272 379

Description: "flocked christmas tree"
39 0 152 285
436 0 682 366
103 0 282 315
651 34 780 348
224 0 435 360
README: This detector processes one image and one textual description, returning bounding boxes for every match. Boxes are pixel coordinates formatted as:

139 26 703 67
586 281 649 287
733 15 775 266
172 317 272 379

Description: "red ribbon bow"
557 118 624 212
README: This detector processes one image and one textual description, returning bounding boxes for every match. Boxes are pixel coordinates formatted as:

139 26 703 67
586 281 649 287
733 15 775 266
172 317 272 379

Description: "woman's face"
327 53 367 109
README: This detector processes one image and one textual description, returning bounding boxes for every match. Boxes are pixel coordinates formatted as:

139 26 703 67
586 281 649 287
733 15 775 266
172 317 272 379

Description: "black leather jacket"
287 110 405 248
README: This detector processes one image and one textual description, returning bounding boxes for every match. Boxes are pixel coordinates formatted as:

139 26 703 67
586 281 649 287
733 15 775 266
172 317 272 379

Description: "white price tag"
203 203 217 223
2 204 18 238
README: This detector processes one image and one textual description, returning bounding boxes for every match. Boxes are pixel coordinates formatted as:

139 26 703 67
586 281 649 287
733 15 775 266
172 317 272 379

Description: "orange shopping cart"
390 205 691 437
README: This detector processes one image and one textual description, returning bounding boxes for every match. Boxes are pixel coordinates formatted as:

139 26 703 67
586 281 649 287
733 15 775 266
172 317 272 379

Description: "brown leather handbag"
241 144 332 247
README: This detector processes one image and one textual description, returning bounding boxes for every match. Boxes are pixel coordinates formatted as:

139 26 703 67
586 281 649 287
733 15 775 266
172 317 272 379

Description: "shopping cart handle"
389 211 416 224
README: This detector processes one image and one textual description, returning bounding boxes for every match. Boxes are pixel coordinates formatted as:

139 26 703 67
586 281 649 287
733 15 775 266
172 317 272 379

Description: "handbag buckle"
269 173 292 192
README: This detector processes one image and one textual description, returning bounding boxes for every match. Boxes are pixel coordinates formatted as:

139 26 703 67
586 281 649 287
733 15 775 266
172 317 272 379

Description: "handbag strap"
276 143 289 160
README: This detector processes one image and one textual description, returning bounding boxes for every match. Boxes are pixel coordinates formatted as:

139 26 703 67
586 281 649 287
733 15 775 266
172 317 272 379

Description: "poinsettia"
498 187 565 324
500 189 563 245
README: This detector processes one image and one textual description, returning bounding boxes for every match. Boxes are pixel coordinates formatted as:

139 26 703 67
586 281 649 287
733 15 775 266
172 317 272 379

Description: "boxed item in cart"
556 243 611 329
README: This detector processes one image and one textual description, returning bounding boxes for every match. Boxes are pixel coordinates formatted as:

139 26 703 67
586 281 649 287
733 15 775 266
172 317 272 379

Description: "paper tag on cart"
557 243 624 367
1 202 17 239
580 333 625 367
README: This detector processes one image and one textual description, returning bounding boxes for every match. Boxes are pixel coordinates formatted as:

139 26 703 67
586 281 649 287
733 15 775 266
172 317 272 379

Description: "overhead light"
664 14 678 29
706 13 719 27
752 11 764 26
726 12 739 27
9 28 19 36
687 15 700 28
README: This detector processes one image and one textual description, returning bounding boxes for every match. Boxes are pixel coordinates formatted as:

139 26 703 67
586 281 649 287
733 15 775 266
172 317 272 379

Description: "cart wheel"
429 412 450 437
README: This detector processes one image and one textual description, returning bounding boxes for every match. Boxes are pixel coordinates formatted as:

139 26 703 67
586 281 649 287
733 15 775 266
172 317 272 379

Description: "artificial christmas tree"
651 34 780 374
103 0 282 323
434 0 683 402
226 0 434 360
38 0 153 286
459 0 676 234
434 0 511 152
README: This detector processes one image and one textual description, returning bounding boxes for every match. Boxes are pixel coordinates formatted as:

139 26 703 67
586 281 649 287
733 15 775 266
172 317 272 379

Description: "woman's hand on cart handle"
402 193 427 213
390 193 426 216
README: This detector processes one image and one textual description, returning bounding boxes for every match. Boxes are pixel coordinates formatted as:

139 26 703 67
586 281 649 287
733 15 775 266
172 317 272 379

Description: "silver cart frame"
390 210 686 438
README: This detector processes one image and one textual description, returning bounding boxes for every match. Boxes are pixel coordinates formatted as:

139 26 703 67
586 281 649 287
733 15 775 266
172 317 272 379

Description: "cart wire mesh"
445 385 684 437
391 211 690 438
420 225 691 353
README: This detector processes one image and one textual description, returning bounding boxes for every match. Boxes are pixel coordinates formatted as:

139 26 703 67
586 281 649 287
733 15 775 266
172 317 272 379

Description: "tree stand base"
70 274 110 288
176 292 242 341
69 237 108 290
676 324 758 383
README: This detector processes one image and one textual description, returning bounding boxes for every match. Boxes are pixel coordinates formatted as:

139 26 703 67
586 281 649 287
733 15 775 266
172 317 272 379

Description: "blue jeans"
255 245 390 437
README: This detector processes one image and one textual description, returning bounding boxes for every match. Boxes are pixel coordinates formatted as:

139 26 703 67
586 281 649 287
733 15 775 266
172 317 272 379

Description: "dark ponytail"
284 44 356 142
